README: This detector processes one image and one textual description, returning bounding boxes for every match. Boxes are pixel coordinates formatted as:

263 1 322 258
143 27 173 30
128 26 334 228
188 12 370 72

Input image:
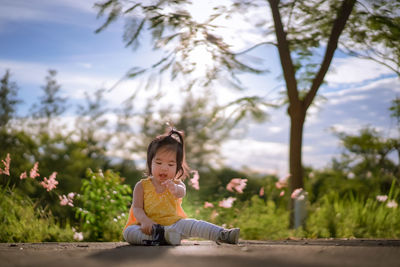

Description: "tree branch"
231 41 277 56
268 0 299 106
285 0 298 34
304 0 356 110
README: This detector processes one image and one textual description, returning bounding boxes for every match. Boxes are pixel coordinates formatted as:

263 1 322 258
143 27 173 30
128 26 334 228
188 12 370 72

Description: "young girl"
123 128 240 245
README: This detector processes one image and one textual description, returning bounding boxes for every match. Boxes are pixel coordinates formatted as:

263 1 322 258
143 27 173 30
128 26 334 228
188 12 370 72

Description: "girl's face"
151 147 177 183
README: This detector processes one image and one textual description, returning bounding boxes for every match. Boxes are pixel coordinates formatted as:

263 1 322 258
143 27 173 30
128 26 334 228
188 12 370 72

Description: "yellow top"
124 177 187 230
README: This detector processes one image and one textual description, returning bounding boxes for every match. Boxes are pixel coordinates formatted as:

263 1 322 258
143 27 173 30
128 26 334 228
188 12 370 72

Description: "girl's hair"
146 128 190 180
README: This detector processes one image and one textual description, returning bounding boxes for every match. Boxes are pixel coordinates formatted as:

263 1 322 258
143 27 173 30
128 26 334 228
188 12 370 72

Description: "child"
123 128 240 245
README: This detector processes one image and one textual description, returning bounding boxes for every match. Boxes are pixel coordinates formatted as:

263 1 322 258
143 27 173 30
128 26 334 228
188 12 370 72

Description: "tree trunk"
397 145 400 177
288 103 306 228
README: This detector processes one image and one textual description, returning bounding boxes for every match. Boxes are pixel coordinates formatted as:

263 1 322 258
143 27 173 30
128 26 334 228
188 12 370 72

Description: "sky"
1 0 399 178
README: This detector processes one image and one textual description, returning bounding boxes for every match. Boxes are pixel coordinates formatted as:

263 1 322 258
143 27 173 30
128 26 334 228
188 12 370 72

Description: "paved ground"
1 239 400 267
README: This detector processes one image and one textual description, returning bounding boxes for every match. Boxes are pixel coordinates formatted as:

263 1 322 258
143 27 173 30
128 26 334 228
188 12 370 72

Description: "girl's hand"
140 219 155 235
162 180 178 195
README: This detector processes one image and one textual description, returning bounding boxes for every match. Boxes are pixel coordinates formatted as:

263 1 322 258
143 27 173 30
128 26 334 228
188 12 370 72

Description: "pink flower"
259 187 265 197
73 232 84 241
189 170 200 190
387 200 398 208
72 228 83 241
291 188 304 199
204 201 214 208
0 153 11 176
275 180 288 189
40 172 59 192
275 174 290 189
219 197 236 208
29 162 40 179
226 178 247 194
59 193 74 207
279 190 285 197
59 195 69 206
20 171 28 180
347 172 355 179
376 195 388 202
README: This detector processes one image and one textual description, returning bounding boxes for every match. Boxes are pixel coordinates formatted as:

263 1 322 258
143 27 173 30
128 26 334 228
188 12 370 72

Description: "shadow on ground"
88 243 312 267
88 244 172 262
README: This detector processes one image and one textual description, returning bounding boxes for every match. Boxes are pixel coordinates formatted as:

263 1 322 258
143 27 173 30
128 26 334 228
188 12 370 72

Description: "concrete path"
1 239 400 267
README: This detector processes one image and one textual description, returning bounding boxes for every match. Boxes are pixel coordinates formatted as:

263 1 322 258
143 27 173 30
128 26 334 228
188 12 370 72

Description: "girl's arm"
132 181 156 235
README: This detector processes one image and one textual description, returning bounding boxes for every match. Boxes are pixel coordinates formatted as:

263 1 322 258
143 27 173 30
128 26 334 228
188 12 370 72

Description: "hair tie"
168 130 183 145
168 128 177 136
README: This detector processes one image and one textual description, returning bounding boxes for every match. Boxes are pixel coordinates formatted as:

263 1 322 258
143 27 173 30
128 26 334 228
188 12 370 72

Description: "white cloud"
0 59 146 109
324 76 400 106
0 60 49 84
330 122 383 136
0 0 97 27
76 63 93 69
53 0 96 13
305 105 323 125
326 57 394 84
268 126 283 134
0 59 113 90
329 94 369 106
221 138 288 175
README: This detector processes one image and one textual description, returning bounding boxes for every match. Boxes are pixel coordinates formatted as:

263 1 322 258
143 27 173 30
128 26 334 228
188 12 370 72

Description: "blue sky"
1 0 399 177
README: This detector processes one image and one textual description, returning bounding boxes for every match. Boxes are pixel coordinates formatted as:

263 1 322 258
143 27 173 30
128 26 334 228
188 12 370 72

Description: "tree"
30 69 67 133
94 0 399 227
336 127 395 175
0 70 21 128
75 88 111 167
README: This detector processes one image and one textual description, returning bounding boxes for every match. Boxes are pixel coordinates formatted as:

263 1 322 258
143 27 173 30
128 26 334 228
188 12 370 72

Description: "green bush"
74 169 132 241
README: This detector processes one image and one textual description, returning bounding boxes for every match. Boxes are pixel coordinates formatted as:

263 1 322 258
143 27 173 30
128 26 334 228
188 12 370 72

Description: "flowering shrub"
0 153 133 242
2 152 400 241
74 169 132 241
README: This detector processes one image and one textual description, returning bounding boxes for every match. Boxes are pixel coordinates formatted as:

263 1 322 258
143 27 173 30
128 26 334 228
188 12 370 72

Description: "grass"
182 181 400 240
306 185 400 238
0 187 75 242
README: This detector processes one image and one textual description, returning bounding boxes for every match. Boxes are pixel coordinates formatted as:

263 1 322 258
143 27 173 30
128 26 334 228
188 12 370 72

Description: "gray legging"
123 218 223 245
